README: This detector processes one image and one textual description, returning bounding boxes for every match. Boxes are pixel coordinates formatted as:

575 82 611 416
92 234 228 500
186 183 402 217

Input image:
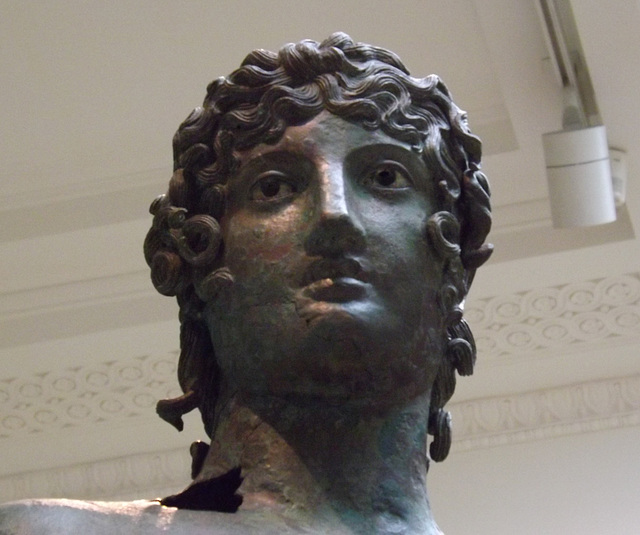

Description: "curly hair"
144 32 492 464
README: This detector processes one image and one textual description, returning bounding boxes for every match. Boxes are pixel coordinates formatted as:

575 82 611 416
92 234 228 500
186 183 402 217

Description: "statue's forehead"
235 111 415 163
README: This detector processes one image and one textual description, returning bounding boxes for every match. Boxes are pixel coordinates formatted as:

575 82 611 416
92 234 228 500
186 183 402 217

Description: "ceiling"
0 0 638 531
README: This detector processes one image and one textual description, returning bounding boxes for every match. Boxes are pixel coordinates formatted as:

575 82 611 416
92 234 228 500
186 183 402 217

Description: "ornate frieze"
1 353 181 439
466 273 640 360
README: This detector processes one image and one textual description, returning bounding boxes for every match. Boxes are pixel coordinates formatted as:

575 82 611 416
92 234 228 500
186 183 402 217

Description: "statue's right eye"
249 171 296 202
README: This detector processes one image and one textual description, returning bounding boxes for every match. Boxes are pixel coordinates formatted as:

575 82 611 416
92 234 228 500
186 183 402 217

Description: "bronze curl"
144 195 187 297
428 409 452 462
175 215 222 268
150 251 184 297
448 336 475 377
194 267 234 303
427 211 461 260
460 169 493 272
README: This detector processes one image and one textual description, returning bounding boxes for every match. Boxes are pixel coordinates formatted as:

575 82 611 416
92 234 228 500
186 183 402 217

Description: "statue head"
144 32 491 463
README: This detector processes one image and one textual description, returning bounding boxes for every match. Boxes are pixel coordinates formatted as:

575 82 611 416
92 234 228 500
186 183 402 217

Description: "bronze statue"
0 33 491 534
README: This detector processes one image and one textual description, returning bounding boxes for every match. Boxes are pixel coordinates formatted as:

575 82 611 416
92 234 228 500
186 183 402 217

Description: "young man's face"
205 111 446 406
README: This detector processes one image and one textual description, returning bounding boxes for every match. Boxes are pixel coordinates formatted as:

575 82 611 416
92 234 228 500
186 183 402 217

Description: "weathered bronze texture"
143 32 492 533
0 32 492 534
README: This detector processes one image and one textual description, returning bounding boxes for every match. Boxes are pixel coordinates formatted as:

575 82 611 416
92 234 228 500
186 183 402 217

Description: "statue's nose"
304 165 365 257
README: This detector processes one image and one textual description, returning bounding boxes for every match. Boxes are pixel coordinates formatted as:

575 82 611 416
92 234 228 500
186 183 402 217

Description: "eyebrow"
346 142 426 166
346 143 431 189
239 150 306 168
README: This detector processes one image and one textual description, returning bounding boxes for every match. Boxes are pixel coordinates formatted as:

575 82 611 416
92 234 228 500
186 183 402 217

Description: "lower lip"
302 277 367 303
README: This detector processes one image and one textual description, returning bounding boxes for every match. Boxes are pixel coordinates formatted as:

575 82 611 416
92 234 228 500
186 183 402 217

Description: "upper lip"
300 257 368 287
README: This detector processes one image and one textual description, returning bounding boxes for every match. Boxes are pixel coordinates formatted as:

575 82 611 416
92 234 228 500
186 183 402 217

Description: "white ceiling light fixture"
542 124 615 227
537 0 620 228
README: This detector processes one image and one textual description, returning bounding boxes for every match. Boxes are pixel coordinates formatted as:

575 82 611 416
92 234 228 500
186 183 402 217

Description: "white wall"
431 426 640 534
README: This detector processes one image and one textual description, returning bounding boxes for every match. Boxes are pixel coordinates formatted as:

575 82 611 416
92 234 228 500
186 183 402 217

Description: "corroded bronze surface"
144 32 492 533
0 33 492 535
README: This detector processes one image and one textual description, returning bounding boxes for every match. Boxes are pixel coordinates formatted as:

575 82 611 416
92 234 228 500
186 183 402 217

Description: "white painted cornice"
450 374 640 453
0 446 191 503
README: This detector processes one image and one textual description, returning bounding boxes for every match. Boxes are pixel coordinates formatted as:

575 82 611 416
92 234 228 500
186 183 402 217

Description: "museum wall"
431 426 640 534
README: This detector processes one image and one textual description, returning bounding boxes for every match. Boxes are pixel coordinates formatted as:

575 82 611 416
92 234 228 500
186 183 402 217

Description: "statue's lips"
301 277 368 302
299 258 369 303
301 257 367 285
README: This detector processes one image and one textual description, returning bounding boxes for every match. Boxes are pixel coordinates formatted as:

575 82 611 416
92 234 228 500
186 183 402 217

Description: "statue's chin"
203 274 442 407
210 311 431 406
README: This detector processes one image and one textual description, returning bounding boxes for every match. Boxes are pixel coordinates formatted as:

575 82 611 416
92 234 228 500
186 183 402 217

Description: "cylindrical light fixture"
543 125 616 228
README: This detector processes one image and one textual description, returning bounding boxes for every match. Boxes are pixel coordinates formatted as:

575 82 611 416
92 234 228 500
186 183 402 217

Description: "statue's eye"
250 171 296 202
364 161 413 190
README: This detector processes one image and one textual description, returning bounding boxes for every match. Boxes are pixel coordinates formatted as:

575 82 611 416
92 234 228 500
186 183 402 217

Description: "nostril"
304 214 365 257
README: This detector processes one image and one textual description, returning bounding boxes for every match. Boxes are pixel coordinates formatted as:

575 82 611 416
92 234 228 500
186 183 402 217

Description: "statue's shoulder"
0 498 242 535
0 498 316 534
0 498 169 535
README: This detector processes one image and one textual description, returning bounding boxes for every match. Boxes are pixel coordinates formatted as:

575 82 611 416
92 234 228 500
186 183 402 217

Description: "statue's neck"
194 391 441 534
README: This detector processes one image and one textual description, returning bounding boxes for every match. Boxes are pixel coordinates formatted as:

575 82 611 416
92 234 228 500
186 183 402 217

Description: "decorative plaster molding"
0 352 181 440
466 272 640 362
450 374 640 453
451 375 640 451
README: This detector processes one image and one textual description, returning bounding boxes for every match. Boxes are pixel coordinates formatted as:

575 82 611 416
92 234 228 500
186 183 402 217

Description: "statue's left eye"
364 161 413 189
250 172 296 202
